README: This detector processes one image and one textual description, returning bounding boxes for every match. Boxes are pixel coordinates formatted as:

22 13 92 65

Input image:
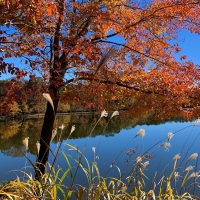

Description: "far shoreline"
0 110 111 120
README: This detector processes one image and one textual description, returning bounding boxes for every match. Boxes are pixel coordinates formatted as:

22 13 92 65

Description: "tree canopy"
1 0 200 102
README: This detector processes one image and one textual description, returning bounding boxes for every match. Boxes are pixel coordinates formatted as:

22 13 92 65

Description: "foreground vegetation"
0 151 197 200
1 110 200 199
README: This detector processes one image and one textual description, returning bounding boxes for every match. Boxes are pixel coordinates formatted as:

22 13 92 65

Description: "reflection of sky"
2 119 200 195
0 153 36 181
49 120 200 195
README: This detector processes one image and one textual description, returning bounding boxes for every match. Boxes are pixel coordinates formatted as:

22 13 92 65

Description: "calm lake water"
1 111 200 196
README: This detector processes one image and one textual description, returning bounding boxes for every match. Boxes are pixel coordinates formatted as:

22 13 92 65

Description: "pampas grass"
100 109 108 118
51 128 57 141
173 153 181 161
187 172 200 180
110 111 119 119
22 137 29 181
160 142 171 151
142 161 149 169
135 128 145 138
22 137 29 150
36 141 40 156
136 155 143 164
168 132 174 142
135 128 146 154
186 153 198 163
194 118 200 126
43 93 54 112
185 166 194 172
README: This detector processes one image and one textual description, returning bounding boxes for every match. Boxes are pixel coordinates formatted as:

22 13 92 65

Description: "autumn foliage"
1 0 200 106
1 0 200 174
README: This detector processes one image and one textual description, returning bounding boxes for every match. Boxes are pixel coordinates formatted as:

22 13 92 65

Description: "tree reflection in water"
0 100 198 157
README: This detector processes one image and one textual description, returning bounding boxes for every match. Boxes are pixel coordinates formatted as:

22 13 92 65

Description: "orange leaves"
47 4 57 15
72 48 80 54
37 0 42 5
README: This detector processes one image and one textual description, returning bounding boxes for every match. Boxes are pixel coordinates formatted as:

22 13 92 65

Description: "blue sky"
1 29 200 80
176 30 200 65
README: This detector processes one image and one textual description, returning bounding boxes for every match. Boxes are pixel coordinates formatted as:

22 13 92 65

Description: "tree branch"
97 40 168 67
91 1 200 42
65 77 165 96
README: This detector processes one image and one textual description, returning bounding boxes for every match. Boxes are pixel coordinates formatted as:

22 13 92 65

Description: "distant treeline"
1 77 199 120
0 77 131 117
0 77 74 117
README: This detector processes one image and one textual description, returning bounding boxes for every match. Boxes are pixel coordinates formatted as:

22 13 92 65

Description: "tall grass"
1 110 200 199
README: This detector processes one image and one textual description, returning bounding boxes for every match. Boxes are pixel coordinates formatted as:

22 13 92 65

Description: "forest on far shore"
0 77 132 117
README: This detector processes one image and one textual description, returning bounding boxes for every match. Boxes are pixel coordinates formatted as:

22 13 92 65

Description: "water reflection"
1 106 200 196
0 120 43 157
0 106 198 158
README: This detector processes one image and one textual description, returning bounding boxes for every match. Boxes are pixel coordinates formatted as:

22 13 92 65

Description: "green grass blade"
66 190 73 200
56 185 67 199
58 168 71 187
181 171 190 187
62 151 73 179
54 168 61 184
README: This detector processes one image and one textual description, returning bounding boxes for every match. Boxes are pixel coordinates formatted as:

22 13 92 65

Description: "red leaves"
75 72 94 79
180 55 187 60
74 96 80 102
59 15 65 22
0 58 7 75
29 74 36 79
16 70 27 79
43 74 51 81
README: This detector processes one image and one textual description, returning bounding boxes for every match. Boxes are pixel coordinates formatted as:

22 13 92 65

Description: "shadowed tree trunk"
36 89 59 176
